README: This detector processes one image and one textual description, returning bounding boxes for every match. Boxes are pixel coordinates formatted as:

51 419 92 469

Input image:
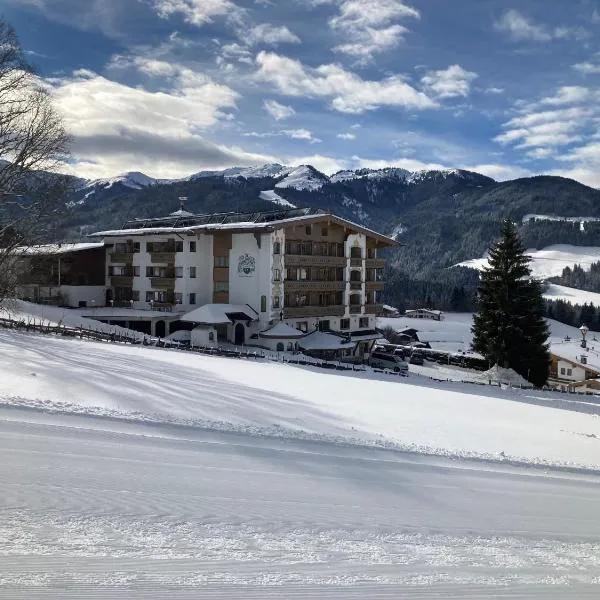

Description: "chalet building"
15 243 106 308
90 207 398 358
549 340 600 392
405 308 443 321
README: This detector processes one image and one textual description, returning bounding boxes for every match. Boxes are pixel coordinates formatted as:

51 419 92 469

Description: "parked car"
409 351 425 366
369 351 409 375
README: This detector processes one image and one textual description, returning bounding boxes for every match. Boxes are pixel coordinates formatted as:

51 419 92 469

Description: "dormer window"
581 355 588 365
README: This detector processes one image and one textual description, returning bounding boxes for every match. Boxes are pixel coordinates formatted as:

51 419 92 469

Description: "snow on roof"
298 331 356 351
181 304 259 325
16 242 104 256
259 322 305 339
406 308 442 315
550 339 600 372
76 307 181 319
382 304 399 312
169 209 194 217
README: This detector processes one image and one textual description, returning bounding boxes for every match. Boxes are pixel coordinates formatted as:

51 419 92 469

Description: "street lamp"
580 323 589 348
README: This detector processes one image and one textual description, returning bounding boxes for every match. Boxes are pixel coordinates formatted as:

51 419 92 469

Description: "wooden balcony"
350 257 363 267
110 276 134 287
283 305 345 318
365 281 384 291
150 252 175 264
110 252 133 263
364 304 384 315
150 276 176 289
349 281 363 291
349 305 362 314
366 258 385 269
284 255 346 267
285 280 345 292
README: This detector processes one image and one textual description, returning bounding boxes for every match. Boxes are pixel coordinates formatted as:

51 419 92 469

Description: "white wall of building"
191 326 217 348
557 360 586 382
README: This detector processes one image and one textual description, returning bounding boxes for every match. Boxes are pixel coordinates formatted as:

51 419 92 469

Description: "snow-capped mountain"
83 171 157 192
274 165 329 192
189 163 292 181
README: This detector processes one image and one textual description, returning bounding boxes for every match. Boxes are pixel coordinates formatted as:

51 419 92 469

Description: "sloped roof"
181 304 259 324
299 331 356 351
259 322 305 339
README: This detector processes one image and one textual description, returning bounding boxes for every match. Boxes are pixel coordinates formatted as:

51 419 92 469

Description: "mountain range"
39 162 600 311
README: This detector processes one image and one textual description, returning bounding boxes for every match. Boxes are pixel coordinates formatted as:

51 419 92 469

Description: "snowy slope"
1 329 599 469
258 189 296 208
275 165 329 191
190 163 292 181
458 244 600 279
544 283 600 306
83 171 157 192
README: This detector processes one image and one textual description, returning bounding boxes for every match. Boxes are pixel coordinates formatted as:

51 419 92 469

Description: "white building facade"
94 208 396 353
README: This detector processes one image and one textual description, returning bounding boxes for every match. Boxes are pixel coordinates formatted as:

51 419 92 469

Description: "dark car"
409 352 425 366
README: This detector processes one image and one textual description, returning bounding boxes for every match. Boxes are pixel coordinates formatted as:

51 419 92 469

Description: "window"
319 320 330 331
189 293 196 305
273 268 281 281
299 267 309 280
189 266 196 278
214 256 229 267
208 331 214 342
115 242 129 253
133 242 140 253
350 246 362 259
340 318 350 330
287 342 294 351
567 368 573 376
321 226 328 237
133 266 140 277
146 291 155 302
297 321 308 332
261 295 267 312
359 317 369 328
560 367 566 375
175 292 183 305
175 267 183 278
146 242 153 253
175 241 184 252
189 241 196 252
277 342 285 352
273 296 280 309
214 282 229 293
273 241 281 254
131 290 140 301
305 225 312 235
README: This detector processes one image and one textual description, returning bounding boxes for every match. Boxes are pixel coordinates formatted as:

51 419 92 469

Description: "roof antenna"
178 196 187 212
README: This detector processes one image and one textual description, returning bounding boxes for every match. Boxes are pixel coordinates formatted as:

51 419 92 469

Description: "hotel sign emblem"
238 253 256 277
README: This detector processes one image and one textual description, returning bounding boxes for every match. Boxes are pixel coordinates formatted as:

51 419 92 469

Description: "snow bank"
475 366 533 388
0 329 598 470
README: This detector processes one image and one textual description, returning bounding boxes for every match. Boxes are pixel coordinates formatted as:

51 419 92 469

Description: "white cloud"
46 64 281 179
285 154 349 174
255 51 437 113
421 64 478 99
551 142 600 187
495 9 587 43
153 0 238 26
337 132 356 140
467 163 534 181
283 129 321 143
329 0 420 60
539 86 592 106
485 87 504 94
247 23 301 46
573 60 600 75
263 99 296 121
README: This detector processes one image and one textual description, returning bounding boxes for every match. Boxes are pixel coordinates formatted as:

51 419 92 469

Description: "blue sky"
5 0 600 185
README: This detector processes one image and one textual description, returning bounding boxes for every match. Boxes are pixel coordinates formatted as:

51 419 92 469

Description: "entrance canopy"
181 303 258 325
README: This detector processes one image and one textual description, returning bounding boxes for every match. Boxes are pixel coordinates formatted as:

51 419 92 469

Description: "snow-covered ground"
544 283 600 306
2 329 600 596
259 189 296 208
457 244 600 279
378 312 598 354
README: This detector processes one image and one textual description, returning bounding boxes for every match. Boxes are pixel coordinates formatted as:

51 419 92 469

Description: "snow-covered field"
544 283 600 306
458 244 600 279
378 312 596 354
2 329 600 597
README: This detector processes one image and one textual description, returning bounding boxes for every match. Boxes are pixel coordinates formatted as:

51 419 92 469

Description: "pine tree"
472 220 550 386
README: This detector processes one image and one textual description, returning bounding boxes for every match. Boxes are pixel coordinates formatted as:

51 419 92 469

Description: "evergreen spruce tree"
472 220 550 386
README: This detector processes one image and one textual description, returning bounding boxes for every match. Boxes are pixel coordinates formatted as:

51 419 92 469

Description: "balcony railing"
349 257 363 267
284 280 345 292
364 304 384 314
285 255 346 267
150 252 176 264
365 281 384 291
283 305 345 318
110 276 134 287
349 281 362 291
349 305 362 314
366 258 385 269
110 252 133 263
150 276 176 289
